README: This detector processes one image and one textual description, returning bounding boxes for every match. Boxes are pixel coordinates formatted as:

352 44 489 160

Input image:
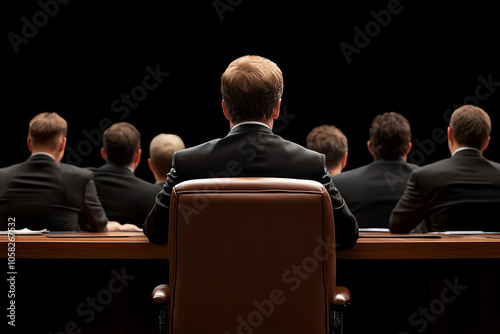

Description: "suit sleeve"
320 160 359 250
144 154 181 244
80 180 108 232
389 170 427 233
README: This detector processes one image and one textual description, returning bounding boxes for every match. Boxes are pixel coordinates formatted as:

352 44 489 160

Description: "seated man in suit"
390 105 500 233
144 55 358 250
306 124 348 175
91 122 161 227
148 133 185 186
333 112 419 228
0 112 137 231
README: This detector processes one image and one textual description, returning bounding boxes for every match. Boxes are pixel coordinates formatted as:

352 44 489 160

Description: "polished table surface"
2 231 500 259
0 231 168 259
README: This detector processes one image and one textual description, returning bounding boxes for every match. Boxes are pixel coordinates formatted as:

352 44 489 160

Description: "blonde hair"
149 134 185 177
221 55 283 123
28 112 67 149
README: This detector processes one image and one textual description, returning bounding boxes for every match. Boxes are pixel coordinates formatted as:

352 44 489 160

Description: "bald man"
148 133 185 185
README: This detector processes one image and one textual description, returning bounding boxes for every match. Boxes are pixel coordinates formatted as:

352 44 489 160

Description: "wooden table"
2 231 500 333
338 232 500 259
2 231 500 260
0 231 168 259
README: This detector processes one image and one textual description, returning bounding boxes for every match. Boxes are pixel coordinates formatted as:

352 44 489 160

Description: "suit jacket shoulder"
0 156 102 231
91 164 160 226
332 160 418 228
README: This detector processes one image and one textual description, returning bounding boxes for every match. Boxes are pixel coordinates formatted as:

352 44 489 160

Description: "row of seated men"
0 118 184 233
1 55 500 251
307 108 500 233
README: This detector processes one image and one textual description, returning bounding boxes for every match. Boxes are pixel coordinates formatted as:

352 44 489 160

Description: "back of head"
103 122 140 165
221 55 283 123
369 112 411 160
306 125 348 170
450 105 491 150
149 133 185 177
28 112 67 150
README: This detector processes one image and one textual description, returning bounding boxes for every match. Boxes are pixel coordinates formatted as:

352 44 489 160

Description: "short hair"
306 125 348 170
369 112 411 160
221 55 283 123
28 112 67 149
103 122 141 166
149 133 185 177
450 105 491 150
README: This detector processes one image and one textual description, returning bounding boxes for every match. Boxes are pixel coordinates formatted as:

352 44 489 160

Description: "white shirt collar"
31 152 56 161
452 147 480 156
231 121 271 130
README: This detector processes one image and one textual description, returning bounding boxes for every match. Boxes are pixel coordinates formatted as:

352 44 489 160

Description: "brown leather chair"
152 177 351 334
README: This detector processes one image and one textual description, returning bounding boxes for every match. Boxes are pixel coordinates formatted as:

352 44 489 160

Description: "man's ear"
101 147 107 161
59 137 67 152
406 142 412 155
272 98 281 120
447 127 454 143
367 140 374 156
148 158 154 173
27 137 32 153
481 136 491 152
222 100 231 121
134 149 142 165
341 151 348 170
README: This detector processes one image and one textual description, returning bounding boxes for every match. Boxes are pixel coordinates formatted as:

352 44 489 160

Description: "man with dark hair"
306 124 348 175
333 112 418 228
0 112 136 231
148 133 185 186
390 105 500 233
91 122 160 227
144 55 358 250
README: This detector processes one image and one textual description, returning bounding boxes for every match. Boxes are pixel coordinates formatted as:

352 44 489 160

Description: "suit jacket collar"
372 158 405 164
228 123 274 136
28 153 56 162
452 148 483 158
98 163 134 174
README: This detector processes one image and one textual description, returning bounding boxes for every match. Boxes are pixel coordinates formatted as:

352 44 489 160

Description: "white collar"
452 147 480 156
31 152 56 161
231 121 271 130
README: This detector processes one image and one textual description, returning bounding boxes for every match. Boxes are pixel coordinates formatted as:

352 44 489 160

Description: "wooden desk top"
2 232 500 260
0 231 168 259
337 232 500 260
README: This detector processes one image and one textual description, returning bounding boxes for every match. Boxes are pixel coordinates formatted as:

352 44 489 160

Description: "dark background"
3 0 499 183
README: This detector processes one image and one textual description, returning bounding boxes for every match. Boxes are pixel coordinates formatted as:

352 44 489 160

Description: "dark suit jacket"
0 154 107 231
144 123 359 250
389 149 500 232
332 159 419 228
91 164 161 227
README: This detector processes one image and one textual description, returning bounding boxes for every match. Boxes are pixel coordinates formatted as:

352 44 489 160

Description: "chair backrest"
168 177 336 334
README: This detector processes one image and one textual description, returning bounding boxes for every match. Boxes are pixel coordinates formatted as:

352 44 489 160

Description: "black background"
3 0 499 183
